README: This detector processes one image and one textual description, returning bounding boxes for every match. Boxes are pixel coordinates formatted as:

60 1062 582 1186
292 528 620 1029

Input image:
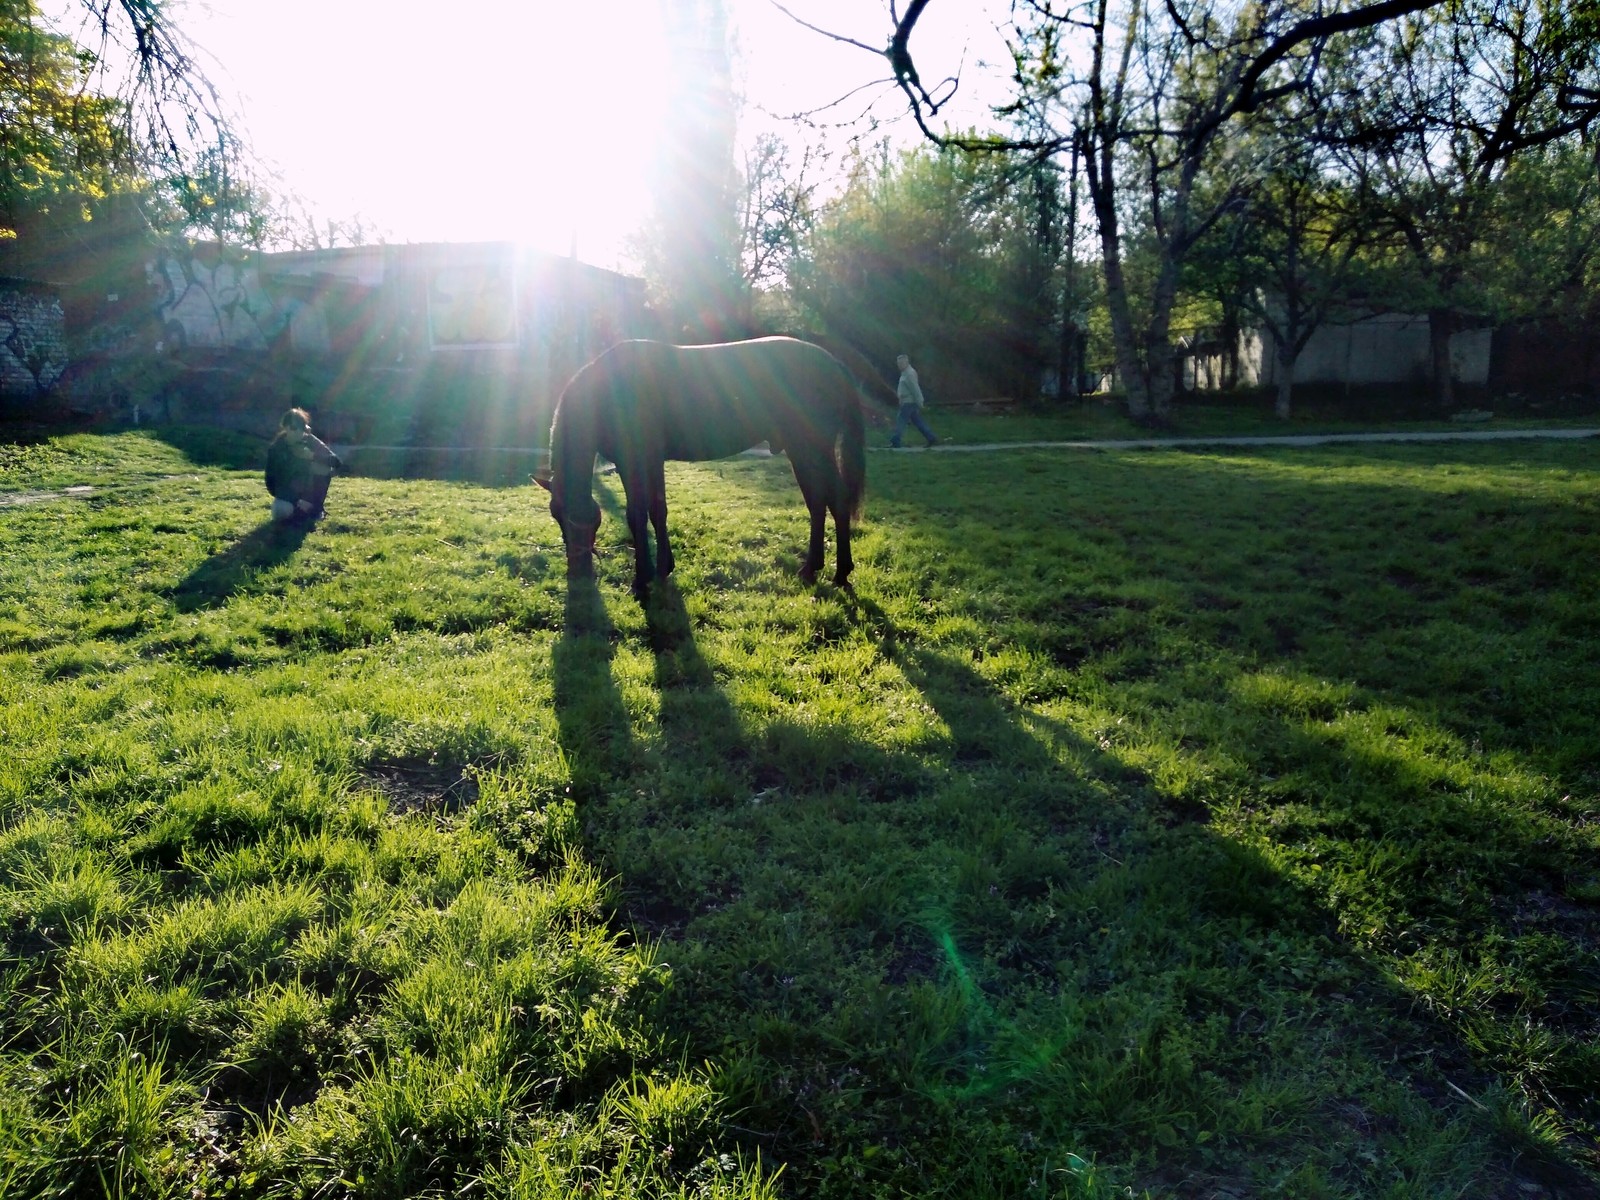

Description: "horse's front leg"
650 459 674 579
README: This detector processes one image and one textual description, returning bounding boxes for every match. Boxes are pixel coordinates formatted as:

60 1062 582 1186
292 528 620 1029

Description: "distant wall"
1490 316 1600 395
0 278 67 398
1184 313 1491 392
1254 314 1490 387
46 241 650 441
151 255 284 351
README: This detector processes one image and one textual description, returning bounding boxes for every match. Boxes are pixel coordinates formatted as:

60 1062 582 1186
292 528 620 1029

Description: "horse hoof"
798 566 818 586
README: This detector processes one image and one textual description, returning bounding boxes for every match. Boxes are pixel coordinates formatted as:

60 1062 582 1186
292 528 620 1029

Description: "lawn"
1 424 1597 1198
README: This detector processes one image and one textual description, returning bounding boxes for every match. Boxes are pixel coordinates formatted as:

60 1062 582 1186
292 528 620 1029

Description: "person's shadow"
170 520 310 612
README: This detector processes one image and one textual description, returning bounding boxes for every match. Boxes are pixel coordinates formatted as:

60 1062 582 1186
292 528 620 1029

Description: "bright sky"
155 0 1013 270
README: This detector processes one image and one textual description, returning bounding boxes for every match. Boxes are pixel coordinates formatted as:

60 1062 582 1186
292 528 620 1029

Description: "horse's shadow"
170 520 310 612
641 583 715 688
552 577 637 796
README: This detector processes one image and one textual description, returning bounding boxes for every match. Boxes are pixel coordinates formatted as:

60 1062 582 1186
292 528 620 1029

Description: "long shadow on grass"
553 556 1567 1195
552 577 636 796
152 424 269 470
169 519 310 612
842 592 1591 1194
861 444 1600 1187
550 443 1600 1191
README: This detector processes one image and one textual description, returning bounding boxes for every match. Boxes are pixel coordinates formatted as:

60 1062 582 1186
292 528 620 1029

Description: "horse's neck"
553 408 599 514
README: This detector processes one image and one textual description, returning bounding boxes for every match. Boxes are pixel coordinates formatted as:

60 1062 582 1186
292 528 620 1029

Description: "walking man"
890 353 938 448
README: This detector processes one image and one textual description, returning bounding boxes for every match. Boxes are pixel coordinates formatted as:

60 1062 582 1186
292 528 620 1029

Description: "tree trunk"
1220 303 1241 391
1086 133 1151 418
1275 339 1296 419
1428 307 1456 409
1096 209 1149 417
1147 338 1177 420
1059 321 1083 398
1059 137 1083 400
1143 245 1182 421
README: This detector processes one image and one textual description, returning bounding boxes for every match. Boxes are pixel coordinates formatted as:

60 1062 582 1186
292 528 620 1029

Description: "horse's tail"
838 380 866 520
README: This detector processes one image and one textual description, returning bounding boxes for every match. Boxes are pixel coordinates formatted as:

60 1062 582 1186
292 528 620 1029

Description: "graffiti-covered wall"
113 241 651 444
150 250 287 351
0 278 67 398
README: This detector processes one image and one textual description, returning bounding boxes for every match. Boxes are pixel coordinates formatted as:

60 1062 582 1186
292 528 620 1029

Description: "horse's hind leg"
830 497 854 588
800 496 827 584
623 473 654 599
790 454 828 585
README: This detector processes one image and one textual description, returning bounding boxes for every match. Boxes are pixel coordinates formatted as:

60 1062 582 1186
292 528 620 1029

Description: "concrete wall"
150 241 647 372
150 254 286 351
1184 313 1491 392
1260 314 1490 387
111 242 650 443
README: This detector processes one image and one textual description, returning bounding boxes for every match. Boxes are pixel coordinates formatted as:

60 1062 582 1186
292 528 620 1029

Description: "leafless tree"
50 0 232 178
738 133 824 292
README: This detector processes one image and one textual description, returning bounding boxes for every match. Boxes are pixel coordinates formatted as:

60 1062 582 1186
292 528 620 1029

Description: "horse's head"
535 474 600 577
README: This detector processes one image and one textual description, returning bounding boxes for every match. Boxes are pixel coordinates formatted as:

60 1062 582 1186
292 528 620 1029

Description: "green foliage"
1339 0 1600 329
789 141 1065 401
1480 141 1600 323
161 143 283 248
0 0 133 234
0 425 1597 1197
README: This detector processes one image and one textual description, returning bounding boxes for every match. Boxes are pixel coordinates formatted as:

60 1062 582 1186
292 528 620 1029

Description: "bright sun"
178 1 673 266
59 0 1013 266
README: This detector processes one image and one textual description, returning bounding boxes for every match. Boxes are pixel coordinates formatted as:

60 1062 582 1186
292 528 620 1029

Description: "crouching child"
266 407 343 525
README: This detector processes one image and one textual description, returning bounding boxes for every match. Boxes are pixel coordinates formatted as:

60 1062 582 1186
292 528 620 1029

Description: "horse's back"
584 337 854 463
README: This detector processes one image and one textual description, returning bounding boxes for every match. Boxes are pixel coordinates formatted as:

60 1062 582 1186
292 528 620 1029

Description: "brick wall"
0 278 67 397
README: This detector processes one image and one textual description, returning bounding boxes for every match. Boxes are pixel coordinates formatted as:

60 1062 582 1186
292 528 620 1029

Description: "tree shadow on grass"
543 441 1600 1192
152 424 268 471
842 590 1596 1195
169 520 309 612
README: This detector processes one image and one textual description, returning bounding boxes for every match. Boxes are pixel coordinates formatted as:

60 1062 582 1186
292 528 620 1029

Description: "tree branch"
768 0 885 57
888 0 937 101
1228 0 1449 120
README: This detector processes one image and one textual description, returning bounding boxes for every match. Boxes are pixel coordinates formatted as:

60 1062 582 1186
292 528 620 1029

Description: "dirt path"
0 484 98 507
880 427 1600 452
0 477 199 508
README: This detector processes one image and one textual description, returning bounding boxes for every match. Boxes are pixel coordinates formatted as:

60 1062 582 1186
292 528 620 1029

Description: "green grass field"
1 422 1597 1198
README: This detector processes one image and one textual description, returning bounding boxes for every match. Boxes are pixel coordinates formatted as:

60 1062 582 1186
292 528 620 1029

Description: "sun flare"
183 1 673 265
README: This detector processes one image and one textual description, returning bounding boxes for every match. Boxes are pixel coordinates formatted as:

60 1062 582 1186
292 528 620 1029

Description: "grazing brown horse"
536 337 867 599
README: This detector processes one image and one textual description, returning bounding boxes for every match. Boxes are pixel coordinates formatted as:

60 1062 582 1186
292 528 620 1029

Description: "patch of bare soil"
360 759 479 817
